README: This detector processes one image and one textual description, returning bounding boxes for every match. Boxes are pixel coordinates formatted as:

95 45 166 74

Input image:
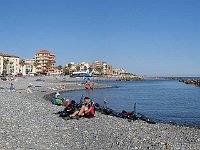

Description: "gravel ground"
0 76 200 150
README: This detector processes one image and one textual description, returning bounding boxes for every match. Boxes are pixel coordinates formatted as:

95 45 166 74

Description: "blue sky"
0 0 200 76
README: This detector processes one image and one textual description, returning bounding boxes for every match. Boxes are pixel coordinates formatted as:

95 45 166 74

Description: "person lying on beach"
60 85 66 90
8 76 16 81
47 87 57 90
55 85 66 90
70 97 95 119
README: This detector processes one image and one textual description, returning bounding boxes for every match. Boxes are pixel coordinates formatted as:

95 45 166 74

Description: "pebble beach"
0 76 200 150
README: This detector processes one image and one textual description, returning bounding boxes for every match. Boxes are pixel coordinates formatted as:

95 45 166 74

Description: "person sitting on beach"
62 99 78 115
51 92 64 105
52 92 72 106
50 95 63 105
70 97 95 119
61 98 71 107
55 92 60 98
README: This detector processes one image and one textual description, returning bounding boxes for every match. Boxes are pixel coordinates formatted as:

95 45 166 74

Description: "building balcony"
51 60 56 63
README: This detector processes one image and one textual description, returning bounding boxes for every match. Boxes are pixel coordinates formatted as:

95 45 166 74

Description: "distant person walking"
84 81 94 91
27 86 32 93
27 83 33 93
91 82 94 90
10 83 15 92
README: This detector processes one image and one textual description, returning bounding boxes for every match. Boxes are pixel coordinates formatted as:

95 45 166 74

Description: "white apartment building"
0 53 20 75
20 59 36 75
112 68 127 75
66 62 90 73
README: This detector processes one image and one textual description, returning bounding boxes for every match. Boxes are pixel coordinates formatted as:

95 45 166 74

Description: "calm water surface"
61 80 200 125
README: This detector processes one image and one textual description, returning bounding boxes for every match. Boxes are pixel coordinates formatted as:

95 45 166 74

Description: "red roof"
36 50 52 54
0 53 19 58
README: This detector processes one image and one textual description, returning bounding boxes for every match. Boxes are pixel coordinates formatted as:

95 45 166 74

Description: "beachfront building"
35 50 56 75
112 68 127 76
80 62 90 72
20 59 37 75
66 62 77 72
50 67 63 75
92 61 113 75
0 53 20 75
66 62 90 73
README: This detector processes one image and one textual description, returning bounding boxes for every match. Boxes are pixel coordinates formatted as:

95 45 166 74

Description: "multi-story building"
66 62 90 73
92 61 113 75
112 68 126 76
51 67 63 75
35 50 56 74
0 53 20 75
80 62 90 72
20 59 37 75
66 62 77 71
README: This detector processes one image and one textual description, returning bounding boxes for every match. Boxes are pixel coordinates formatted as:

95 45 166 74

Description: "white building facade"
0 53 20 75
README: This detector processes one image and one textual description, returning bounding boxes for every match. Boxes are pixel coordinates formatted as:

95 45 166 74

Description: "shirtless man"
70 97 94 119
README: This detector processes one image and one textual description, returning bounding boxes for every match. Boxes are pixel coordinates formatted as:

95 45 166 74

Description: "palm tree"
76 66 80 72
9 61 14 74
68 63 72 69
67 63 72 74
63 68 70 75
3 58 9 76
84 66 88 72
33 60 39 73
46 60 53 74
58 65 63 71
58 65 63 75
19 59 25 74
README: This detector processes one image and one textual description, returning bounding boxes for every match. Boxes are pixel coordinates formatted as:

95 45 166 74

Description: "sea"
61 79 200 125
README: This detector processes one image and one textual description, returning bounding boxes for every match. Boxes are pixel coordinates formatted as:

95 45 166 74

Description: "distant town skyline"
0 0 200 77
